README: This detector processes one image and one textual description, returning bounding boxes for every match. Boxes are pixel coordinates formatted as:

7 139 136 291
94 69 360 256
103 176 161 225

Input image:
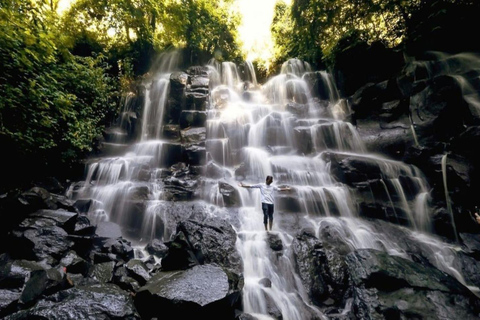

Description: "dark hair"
266 175 273 182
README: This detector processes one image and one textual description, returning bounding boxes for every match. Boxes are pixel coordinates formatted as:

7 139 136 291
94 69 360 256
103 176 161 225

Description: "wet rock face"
218 181 241 207
321 151 428 227
140 264 229 305
291 231 330 304
288 217 480 318
0 199 245 319
161 217 242 274
0 207 141 319
292 221 480 319
6 284 140 320
350 56 480 237
345 249 480 319
0 187 78 239
145 238 169 258
135 264 240 319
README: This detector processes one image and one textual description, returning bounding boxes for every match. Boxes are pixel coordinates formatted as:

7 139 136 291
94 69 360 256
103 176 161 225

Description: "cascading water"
411 52 480 118
68 52 480 319
203 57 480 317
67 50 183 242
244 60 258 87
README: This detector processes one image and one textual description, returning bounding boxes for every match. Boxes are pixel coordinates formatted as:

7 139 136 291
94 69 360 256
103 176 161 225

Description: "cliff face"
349 52 480 238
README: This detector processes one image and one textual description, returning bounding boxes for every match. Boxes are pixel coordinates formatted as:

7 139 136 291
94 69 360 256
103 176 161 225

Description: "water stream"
441 153 459 243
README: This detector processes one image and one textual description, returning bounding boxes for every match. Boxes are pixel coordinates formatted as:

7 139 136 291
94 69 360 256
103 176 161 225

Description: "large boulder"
135 264 241 319
161 217 242 274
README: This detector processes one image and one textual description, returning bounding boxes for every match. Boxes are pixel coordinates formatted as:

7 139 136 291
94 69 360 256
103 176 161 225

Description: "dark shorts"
261 203 274 224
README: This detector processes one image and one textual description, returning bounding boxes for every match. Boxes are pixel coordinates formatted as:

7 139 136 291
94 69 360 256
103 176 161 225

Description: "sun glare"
237 0 290 63
56 0 73 14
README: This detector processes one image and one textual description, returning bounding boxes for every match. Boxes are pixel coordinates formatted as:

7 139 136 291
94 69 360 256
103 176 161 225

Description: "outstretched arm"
239 182 261 189
278 186 291 192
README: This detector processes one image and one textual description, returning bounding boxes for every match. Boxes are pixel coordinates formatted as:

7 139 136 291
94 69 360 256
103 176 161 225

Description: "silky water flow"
67 53 480 319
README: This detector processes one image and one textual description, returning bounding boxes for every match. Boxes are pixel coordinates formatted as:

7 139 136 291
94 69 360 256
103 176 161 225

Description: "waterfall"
280 58 311 76
244 60 258 86
68 54 479 318
202 57 450 318
309 71 340 103
453 74 480 117
410 124 420 146
141 77 169 140
68 50 183 243
222 61 242 88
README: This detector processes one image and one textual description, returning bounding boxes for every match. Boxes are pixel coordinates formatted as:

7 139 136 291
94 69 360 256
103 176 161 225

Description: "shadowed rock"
161 218 242 273
4 283 139 320
345 248 480 319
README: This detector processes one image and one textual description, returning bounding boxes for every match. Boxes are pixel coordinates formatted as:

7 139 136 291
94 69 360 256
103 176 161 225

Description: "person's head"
266 175 273 185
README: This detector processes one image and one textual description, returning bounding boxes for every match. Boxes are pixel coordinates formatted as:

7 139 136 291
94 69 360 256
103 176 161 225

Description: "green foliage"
0 0 118 182
53 56 117 154
270 1 295 73
0 0 243 189
269 0 480 97
63 0 243 70
270 0 424 69
159 0 243 61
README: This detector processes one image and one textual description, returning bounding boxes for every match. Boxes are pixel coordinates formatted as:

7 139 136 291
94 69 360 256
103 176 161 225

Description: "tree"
157 0 243 63
270 1 295 73
272 0 480 71
62 0 243 70
0 0 118 189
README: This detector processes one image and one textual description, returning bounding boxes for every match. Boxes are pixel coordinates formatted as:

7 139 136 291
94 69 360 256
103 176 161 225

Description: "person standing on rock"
239 175 291 231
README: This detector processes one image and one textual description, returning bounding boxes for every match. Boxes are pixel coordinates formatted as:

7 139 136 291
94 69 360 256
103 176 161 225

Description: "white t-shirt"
250 183 278 204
